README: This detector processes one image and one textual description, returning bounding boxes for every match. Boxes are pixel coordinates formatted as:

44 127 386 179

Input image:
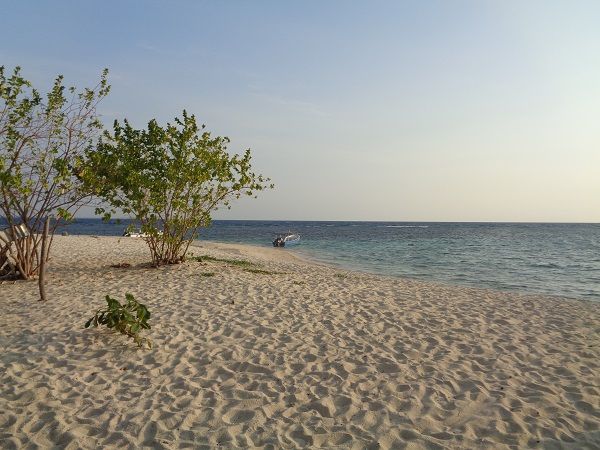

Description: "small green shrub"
85 293 152 348
190 255 257 268
244 268 281 275
188 255 207 262
200 272 215 277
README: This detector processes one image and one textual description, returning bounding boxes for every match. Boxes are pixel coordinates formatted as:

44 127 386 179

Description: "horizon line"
69 217 600 225
2 216 598 225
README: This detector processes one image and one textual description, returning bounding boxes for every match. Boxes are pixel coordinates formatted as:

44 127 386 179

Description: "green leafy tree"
0 66 110 279
81 111 272 266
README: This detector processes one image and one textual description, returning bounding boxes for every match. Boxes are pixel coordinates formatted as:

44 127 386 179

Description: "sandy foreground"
0 236 599 449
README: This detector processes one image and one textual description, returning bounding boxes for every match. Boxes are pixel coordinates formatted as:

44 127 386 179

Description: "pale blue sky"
2 1 599 221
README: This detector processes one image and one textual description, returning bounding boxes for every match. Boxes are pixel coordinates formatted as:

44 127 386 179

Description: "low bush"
85 293 152 348
191 255 282 274
191 255 256 268
244 268 282 275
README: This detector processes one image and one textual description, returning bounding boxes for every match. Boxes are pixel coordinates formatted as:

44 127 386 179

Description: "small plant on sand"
244 268 282 275
191 255 281 274
85 293 152 348
191 254 258 268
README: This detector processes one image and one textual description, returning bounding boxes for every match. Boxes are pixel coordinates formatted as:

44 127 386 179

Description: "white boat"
273 233 300 247
123 229 162 238
123 231 149 238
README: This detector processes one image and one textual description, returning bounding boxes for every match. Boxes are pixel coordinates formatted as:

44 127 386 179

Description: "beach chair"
0 223 29 277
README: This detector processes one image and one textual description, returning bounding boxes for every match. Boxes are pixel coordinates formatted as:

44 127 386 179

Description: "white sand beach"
1 235 599 449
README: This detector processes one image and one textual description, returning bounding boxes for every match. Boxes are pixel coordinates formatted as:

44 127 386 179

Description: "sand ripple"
0 236 599 449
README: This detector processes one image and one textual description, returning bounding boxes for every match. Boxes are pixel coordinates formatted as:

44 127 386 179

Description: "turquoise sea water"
199 221 600 301
7 219 598 301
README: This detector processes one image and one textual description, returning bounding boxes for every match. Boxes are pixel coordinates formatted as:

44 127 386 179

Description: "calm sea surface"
11 219 599 301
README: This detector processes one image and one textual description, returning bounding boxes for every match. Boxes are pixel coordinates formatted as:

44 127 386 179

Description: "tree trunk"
38 218 50 301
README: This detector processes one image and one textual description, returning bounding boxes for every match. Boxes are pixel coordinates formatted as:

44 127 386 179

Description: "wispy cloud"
248 85 329 117
136 42 160 53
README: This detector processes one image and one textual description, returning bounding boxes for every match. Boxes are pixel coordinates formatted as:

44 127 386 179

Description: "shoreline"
197 238 594 305
1 235 599 448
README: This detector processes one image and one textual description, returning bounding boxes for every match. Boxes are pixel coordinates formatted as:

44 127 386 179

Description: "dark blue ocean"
53 219 600 302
